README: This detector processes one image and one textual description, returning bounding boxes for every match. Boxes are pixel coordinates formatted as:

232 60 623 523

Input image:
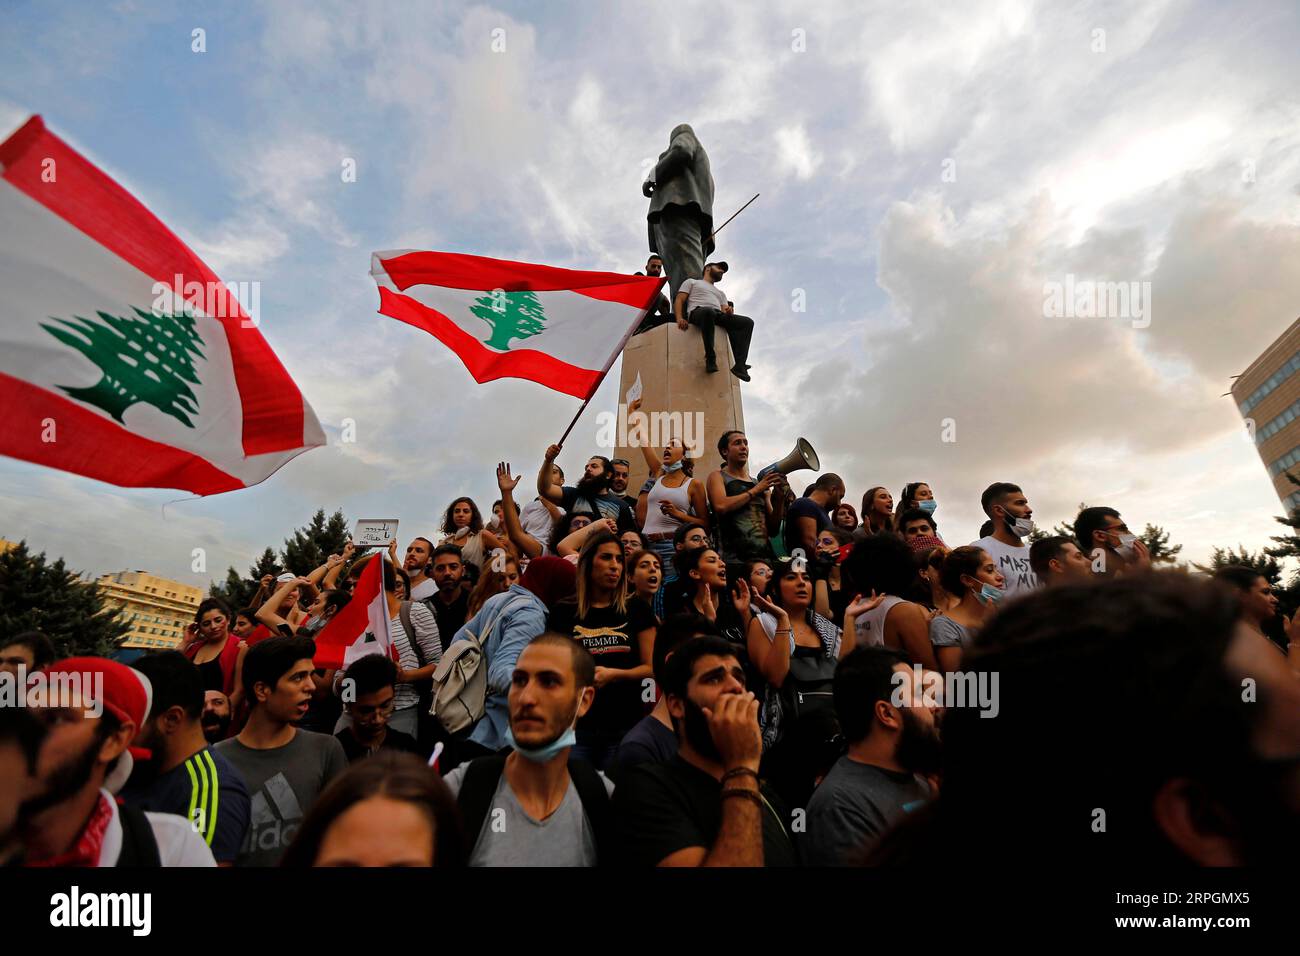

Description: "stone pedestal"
615 322 745 491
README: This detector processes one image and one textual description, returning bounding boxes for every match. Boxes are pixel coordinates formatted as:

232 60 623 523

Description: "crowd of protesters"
3 426 1299 869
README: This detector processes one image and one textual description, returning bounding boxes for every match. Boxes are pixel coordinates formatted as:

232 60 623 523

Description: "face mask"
976 582 1005 606
1115 533 1137 559
505 694 584 763
662 459 685 473
1004 514 1034 538
918 499 937 515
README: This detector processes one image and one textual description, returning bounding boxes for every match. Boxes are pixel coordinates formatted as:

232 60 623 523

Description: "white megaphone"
757 438 820 480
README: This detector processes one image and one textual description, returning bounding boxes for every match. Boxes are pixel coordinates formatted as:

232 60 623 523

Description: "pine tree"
470 290 548 351
210 547 280 608
281 509 351 576
0 542 129 657
1265 471 1300 577
42 306 206 427
1139 524 1182 564
1193 545 1283 584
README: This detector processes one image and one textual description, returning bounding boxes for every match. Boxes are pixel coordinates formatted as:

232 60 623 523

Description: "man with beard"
610 458 637 512
0 706 45 865
613 635 796 866
19 657 215 866
871 573 1300 866
803 647 939 865
443 635 612 866
214 637 348 867
429 544 471 640
120 652 250 865
202 689 233 743
537 445 637 531
402 536 439 601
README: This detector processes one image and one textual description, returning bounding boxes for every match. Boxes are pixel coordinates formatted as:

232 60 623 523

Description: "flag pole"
556 276 666 448
710 192 759 242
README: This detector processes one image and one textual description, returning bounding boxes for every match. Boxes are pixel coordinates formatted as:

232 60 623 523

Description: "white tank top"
644 474 694 534
855 595 906 648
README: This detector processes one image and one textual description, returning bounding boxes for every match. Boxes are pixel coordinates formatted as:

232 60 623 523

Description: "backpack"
456 753 613 865
429 593 529 734
115 803 162 867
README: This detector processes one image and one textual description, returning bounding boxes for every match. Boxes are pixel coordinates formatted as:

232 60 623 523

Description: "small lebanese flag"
370 250 666 400
313 553 393 670
0 116 324 495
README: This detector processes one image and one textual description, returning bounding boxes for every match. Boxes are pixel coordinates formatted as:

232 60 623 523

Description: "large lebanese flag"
0 116 324 495
313 553 393 670
371 250 666 400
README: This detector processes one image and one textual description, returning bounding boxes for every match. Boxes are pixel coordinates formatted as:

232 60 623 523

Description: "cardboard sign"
352 519 400 549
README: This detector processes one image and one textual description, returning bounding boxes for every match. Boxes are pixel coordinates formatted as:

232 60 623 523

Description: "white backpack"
429 593 529 734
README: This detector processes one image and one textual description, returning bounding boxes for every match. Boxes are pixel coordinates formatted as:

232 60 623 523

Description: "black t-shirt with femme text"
552 600 656 742
613 754 796 867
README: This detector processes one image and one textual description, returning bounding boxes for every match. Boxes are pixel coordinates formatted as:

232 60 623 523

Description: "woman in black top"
673 547 756 685
551 531 656 770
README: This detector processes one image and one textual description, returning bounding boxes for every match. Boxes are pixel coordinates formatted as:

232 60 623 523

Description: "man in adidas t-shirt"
971 482 1038 598
215 636 347 867
442 635 612 867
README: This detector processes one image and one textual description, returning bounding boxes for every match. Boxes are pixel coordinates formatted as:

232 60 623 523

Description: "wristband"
720 788 764 808
722 767 759 783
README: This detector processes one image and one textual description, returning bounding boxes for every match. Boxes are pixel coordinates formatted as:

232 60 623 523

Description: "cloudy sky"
2 0 1299 589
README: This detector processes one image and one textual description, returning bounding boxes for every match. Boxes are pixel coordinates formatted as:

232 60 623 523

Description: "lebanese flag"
371 250 665 400
0 116 324 495
313 553 393 670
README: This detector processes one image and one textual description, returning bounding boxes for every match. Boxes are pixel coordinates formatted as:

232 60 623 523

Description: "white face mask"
1004 513 1034 538
1115 533 1137 559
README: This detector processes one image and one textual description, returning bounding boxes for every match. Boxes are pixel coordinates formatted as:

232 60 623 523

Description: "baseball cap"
39 657 154 793
276 572 297 583
706 261 729 273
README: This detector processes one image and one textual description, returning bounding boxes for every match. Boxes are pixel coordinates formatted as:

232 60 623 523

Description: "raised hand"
732 578 751 614
846 590 885 617
544 443 563 461
497 461 521 493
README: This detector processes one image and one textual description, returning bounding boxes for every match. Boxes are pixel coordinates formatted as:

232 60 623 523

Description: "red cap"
40 657 154 792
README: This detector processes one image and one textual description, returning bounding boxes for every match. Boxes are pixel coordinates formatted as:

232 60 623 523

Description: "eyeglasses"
350 699 396 718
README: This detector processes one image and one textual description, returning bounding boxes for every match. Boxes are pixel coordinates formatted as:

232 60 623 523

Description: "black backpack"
456 753 613 865
115 803 162 867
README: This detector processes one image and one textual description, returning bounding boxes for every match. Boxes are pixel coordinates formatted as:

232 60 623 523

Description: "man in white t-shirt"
403 537 438 602
674 261 754 381
971 482 1038 598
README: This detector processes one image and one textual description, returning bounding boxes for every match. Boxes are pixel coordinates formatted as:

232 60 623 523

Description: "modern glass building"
1233 318 1300 514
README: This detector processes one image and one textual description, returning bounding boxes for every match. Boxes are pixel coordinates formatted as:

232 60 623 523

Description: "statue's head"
670 123 696 143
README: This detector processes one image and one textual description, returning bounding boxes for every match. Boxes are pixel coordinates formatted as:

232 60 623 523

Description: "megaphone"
757 438 820 479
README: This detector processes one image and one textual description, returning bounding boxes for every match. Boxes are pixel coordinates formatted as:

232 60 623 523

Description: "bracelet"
720 788 764 809
721 767 759 783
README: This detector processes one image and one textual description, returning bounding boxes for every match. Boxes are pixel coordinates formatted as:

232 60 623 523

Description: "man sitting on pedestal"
675 262 754 382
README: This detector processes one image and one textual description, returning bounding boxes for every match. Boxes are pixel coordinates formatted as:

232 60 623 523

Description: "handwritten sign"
352 519 400 549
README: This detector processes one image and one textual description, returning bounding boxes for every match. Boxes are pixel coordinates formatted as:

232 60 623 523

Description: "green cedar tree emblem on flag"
41 306 206 428
469 290 548 351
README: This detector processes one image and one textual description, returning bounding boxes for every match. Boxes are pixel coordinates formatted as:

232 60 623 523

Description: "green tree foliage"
281 509 351 576
209 547 279 609
0 541 129 657
1139 524 1182 564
